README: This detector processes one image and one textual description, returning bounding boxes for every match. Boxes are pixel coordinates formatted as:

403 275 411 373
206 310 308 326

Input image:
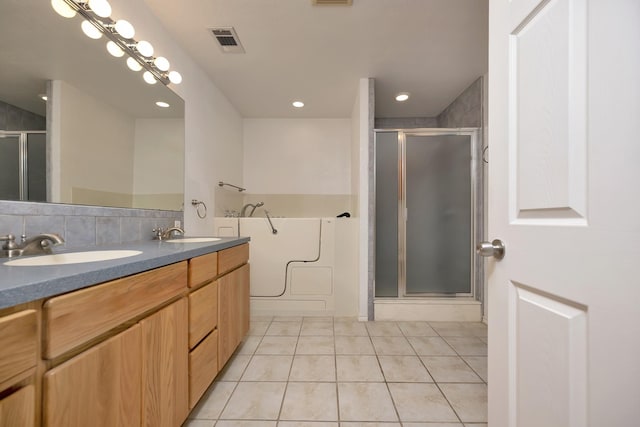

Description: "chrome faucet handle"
152 227 165 239
0 234 18 250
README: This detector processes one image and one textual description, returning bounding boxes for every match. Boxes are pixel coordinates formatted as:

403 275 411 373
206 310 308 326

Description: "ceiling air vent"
209 27 245 53
312 0 352 5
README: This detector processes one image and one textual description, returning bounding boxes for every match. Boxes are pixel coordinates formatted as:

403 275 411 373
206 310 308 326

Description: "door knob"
476 239 505 260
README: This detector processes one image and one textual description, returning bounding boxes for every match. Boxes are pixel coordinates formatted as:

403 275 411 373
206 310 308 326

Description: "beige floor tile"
463 323 488 338
377 356 433 383
278 422 338 427
387 383 458 423
335 336 375 355
366 322 403 336
280 382 339 421
304 316 335 323
237 336 262 355
274 316 304 322
241 355 293 381
340 424 401 427
439 383 487 423
266 321 302 336
464 424 488 427
216 354 251 381
429 322 476 337
256 336 298 355
420 356 482 383
334 321 369 336
250 321 272 336
462 356 487 382
336 355 384 382
251 315 274 322
337 383 399 422
296 336 335 354
216 422 277 427
442 337 487 356
301 322 335 336
220 382 286 420
188 381 236 419
182 420 214 427
371 336 416 355
289 355 336 382
397 322 438 337
402 424 462 427
407 337 456 356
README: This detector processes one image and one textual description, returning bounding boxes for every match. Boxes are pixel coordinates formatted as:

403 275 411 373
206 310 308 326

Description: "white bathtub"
213 217 358 317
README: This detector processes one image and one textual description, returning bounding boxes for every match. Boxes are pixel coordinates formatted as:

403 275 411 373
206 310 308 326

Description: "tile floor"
184 317 487 427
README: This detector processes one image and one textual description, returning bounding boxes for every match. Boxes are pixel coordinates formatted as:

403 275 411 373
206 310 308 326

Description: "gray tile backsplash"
0 201 183 249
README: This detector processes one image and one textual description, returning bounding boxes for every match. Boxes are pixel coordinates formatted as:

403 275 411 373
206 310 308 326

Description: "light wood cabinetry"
0 385 35 427
218 263 250 368
43 325 142 427
0 310 37 387
188 282 218 349
188 329 218 407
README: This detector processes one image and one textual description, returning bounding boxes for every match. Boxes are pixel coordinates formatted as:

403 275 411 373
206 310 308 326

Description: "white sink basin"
4 250 143 266
164 237 222 243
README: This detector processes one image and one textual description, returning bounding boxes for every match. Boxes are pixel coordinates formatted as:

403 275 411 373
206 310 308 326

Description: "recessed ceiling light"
292 101 304 108
39 94 48 101
395 92 410 102
156 101 170 108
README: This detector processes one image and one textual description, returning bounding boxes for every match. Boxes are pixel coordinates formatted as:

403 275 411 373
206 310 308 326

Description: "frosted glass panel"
375 132 398 297
26 133 46 201
0 136 20 200
406 135 471 294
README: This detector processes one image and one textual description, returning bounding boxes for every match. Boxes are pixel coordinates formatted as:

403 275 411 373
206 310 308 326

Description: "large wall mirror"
0 0 185 211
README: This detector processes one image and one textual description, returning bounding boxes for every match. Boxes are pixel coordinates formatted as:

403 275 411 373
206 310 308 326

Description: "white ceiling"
143 0 488 119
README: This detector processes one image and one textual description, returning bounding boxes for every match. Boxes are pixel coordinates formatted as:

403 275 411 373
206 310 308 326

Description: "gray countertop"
0 237 249 310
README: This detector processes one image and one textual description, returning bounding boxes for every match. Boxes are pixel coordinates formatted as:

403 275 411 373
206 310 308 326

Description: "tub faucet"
152 227 184 240
240 202 264 217
1 233 65 258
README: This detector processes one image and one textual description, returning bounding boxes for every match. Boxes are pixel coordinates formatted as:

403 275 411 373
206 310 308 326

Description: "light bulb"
156 101 170 108
81 20 102 39
154 57 170 71
51 0 76 18
106 41 124 57
143 71 157 85
126 57 142 71
168 71 182 84
395 92 410 102
114 19 135 39
136 40 154 57
88 0 111 18
292 101 304 108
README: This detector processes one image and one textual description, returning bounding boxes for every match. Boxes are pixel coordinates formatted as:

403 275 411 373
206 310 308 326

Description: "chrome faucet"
1 233 65 258
240 202 264 217
152 226 184 240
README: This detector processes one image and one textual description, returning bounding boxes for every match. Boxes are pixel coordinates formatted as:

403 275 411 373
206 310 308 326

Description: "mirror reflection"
0 0 185 211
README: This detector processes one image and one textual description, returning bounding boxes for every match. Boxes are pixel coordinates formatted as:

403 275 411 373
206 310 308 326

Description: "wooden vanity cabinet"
218 263 250 368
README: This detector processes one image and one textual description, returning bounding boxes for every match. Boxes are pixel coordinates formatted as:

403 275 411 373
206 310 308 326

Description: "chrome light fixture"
51 0 182 86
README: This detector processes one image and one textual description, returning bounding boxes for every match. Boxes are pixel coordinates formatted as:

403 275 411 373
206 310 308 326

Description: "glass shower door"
404 134 472 295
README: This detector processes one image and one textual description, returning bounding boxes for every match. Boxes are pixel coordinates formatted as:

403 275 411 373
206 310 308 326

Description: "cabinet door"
218 263 250 368
140 298 189 427
43 325 141 427
0 385 35 427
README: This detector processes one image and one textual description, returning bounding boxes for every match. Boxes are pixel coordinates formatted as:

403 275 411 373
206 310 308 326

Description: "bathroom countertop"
0 236 249 310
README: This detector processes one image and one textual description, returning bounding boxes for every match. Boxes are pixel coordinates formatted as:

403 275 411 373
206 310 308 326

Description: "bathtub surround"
216 193 356 219
0 100 46 131
0 201 182 249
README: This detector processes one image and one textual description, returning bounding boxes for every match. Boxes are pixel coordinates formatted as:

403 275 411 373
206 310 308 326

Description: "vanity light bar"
56 0 181 86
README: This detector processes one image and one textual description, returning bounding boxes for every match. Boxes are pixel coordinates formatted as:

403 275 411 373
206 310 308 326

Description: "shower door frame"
374 128 483 299
0 130 46 201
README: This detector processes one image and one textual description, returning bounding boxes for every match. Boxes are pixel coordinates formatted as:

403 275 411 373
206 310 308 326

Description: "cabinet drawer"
43 261 187 359
188 252 218 288
188 329 218 409
0 310 37 385
0 385 35 427
218 243 249 275
188 281 218 349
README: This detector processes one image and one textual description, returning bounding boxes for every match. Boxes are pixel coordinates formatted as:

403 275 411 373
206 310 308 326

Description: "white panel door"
487 0 640 426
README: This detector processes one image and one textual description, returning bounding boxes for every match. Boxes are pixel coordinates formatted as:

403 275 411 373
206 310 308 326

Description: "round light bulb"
88 0 111 18
156 101 170 108
154 56 170 72
51 0 76 18
106 41 124 57
114 19 135 39
143 71 157 85
292 101 304 108
81 20 102 40
168 71 182 84
136 40 154 57
395 92 410 102
126 57 143 72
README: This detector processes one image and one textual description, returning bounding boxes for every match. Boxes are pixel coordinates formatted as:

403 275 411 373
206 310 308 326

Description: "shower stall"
0 130 47 202
374 129 483 318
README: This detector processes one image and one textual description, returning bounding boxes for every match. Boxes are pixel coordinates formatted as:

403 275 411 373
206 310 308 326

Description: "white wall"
110 0 243 234
243 119 351 195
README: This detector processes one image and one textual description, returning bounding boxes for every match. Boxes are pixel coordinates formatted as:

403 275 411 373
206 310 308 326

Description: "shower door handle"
476 239 505 260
